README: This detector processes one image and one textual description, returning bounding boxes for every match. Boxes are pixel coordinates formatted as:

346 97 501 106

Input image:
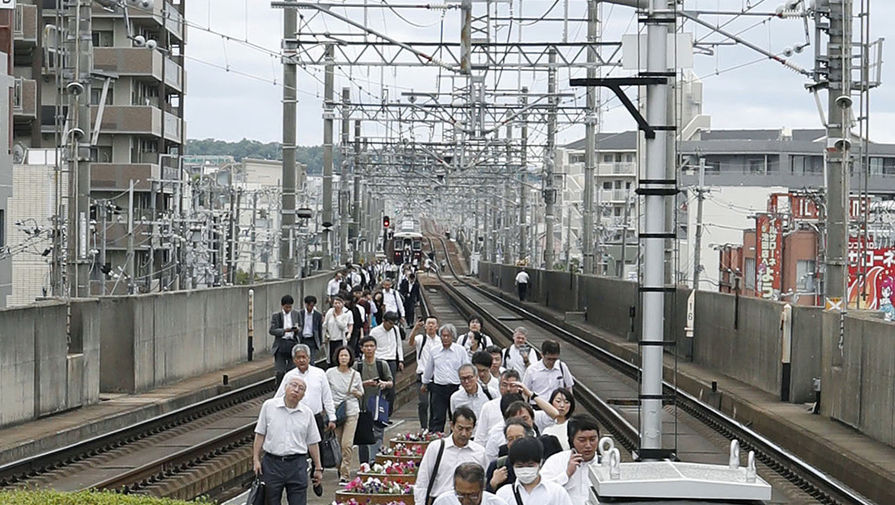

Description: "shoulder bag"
424 439 447 505
335 370 358 426
352 362 376 445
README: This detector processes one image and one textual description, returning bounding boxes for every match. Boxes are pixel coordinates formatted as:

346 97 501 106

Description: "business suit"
294 308 324 361
400 279 421 325
269 311 298 385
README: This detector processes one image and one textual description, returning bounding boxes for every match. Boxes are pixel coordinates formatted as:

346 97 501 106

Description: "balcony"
91 163 160 191
92 105 161 137
597 162 637 176
94 1 185 41
13 78 37 121
599 188 631 203
13 4 38 48
94 48 184 93
100 221 151 251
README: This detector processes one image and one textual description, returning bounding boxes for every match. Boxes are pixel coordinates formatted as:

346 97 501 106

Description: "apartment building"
12 0 186 295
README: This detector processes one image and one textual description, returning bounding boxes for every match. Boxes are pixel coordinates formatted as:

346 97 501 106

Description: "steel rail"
428 235 873 505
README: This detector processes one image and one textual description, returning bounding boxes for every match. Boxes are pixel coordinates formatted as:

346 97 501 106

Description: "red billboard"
755 213 783 300
847 237 895 318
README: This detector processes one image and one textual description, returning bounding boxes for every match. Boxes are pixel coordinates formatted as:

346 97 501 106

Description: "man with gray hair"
276 343 336 435
422 323 471 432
432 462 507 505
501 327 538 376
450 363 492 416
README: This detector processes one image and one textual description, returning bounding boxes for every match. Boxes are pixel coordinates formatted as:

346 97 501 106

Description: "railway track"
428 235 874 505
0 294 431 502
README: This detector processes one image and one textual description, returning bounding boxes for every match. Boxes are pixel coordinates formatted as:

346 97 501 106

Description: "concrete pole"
321 44 335 270
340 87 351 265
620 194 629 278
582 0 598 275
354 121 363 263
519 87 528 263
692 160 706 290
66 0 92 297
639 0 673 455
280 2 298 279
824 0 852 307
505 124 514 263
126 180 135 294
544 49 557 270
250 192 257 281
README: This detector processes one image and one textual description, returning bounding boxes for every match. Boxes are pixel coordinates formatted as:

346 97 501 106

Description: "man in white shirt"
253 376 324 505
414 406 487 505
411 316 440 429
502 328 538 377
380 278 406 325
275 344 336 434
495 437 572 505
369 311 405 408
522 340 575 399
326 272 343 305
422 324 471 432
432 462 508 505
484 393 559 465
472 351 500 398
540 415 601 504
475 370 522 443
451 364 493 417
514 269 530 302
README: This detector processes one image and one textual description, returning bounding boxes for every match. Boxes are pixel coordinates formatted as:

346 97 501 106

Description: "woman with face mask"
495 437 573 505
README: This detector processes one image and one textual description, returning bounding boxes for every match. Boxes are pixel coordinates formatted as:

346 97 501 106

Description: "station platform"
469 277 895 503
0 358 275 465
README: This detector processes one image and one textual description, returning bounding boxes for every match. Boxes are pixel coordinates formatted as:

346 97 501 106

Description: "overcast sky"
183 0 894 147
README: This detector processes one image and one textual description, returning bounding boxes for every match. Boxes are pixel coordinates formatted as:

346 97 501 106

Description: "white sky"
183 0 895 146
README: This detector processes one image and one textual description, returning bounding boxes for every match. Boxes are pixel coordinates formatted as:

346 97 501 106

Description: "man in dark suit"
269 294 299 386
295 295 324 362
400 273 421 327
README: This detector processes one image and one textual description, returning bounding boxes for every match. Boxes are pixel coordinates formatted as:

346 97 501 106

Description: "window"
603 182 612 190
91 31 113 47
614 207 622 216
90 87 113 106
603 154 612 163
870 158 883 175
744 258 756 291
748 158 764 174
796 260 816 292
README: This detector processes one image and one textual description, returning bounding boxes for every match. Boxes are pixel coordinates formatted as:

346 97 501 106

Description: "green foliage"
186 138 341 176
0 489 212 505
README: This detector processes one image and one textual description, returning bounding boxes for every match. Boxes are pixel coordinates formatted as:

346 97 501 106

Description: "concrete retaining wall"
0 300 100 428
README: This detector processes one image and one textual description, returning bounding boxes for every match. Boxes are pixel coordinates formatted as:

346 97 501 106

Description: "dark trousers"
428 383 459 432
262 453 309 505
404 300 416 326
327 340 344 367
274 341 296 388
517 283 528 301
385 359 399 410
417 375 429 428
300 337 319 363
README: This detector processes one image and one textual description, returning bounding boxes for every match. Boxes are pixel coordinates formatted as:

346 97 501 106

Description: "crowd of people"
253 260 599 505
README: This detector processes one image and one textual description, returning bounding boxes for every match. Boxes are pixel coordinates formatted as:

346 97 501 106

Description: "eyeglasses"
459 375 476 382
456 492 482 501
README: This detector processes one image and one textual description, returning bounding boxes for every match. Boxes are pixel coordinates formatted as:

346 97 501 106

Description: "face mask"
513 465 539 485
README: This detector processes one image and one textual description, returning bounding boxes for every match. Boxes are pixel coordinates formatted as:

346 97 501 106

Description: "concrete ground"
223 400 422 505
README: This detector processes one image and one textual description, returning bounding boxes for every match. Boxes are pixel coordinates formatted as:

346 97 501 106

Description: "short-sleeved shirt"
255 397 321 456
496 480 573 505
357 358 393 405
523 359 575 399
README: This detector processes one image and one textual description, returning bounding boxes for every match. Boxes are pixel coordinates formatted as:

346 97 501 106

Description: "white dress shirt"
522 359 575 398
485 375 500 397
370 324 405 363
484 411 555 464
474 398 503 443
450 382 492 416
423 343 471 385
414 333 439 376
301 309 315 339
503 345 538 377
514 271 530 285
540 450 601 504
496 479 573 505
283 310 295 340
327 278 341 296
382 288 406 317
413 437 487 505
274 365 336 421
433 491 508 505
541 421 570 451
324 308 352 342
255 397 321 456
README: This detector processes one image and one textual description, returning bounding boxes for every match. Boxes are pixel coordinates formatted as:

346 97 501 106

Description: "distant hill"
185 139 336 175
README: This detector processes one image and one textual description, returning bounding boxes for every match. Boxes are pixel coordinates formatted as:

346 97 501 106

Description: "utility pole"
823 0 852 310
340 87 351 266
519 87 528 263
250 192 257 281
126 180 135 294
504 124 514 264
543 49 557 270
692 159 708 290
619 193 630 278
582 0 598 275
321 44 335 270
280 0 298 279
354 120 363 263
149 180 157 291
65 0 93 297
